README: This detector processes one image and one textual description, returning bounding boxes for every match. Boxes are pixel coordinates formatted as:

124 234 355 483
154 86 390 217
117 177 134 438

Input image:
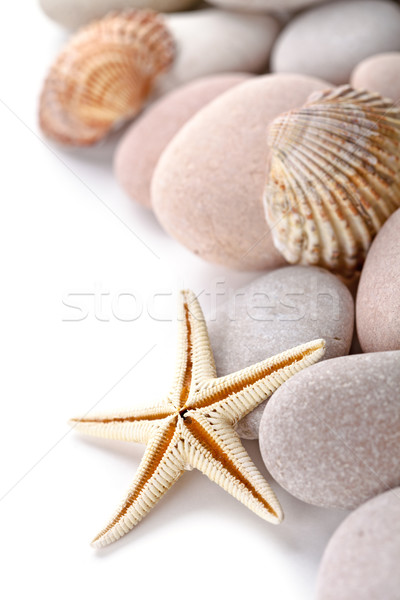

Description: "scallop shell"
263 85 400 276
39 10 175 146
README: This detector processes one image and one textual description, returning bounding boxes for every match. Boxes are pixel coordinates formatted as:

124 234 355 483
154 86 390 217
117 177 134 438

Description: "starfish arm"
91 416 185 548
168 290 217 410
188 339 326 422
184 290 217 386
182 413 282 523
69 404 176 444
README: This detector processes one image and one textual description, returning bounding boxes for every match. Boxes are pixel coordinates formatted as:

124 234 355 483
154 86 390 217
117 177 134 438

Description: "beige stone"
272 0 400 85
208 266 354 439
156 9 280 95
40 0 200 29
356 209 400 352
351 52 400 102
260 352 400 509
208 0 325 10
114 74 251 208
316 489 400 600
152 74 329 270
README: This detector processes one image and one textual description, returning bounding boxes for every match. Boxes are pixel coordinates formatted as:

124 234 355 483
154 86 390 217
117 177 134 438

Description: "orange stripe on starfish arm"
70 407 174 424
183 415 281 521
69 406 176 445
167 293 195 411
91 416 184 548
178 301 193 409
189 339 326 411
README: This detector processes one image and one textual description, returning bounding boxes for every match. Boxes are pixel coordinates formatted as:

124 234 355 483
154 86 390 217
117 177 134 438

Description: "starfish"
71 290 325 548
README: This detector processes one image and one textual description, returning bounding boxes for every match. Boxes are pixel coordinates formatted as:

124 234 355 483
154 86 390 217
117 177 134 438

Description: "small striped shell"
263 85 400 276
39 10 175 146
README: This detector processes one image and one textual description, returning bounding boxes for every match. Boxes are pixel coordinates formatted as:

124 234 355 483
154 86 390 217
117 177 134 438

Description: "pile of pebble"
208 258 400 598
39 1 400 598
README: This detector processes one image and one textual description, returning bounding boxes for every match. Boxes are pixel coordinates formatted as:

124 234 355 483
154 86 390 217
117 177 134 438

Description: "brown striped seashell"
263 85 400 276
39 10 175 146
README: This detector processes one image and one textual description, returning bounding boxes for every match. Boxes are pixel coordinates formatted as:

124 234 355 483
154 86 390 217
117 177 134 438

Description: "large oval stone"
356 209 400 352
114 74 251 208
39 0 199 29
351 52 400 103
152 73 329 270
208 0 325 10
156 9 279 95
208 265 354 438
316 488 400 600
260 352 400 509
272 0 400 85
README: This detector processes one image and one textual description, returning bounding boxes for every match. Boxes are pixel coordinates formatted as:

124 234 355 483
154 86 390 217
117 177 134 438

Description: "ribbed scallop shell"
263 85 400 276
39 10 175 146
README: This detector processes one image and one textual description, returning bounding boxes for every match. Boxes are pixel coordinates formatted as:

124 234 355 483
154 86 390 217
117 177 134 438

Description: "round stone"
152 73 329 270
208 265 354 439
156 9 279 95
208 0 325 10
39 0 199 29
272 0 400 85
260 352 400 509
114 74 251 208
351 52 400 103
316 489 400 600
356 209 400 352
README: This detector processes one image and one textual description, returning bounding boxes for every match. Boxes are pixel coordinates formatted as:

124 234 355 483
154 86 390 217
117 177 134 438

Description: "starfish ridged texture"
71 290 325 548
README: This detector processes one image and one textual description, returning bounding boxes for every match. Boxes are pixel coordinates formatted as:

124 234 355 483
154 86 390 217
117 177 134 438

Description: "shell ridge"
39 9 175 145
280 148 360 270
287 126 398 229
264 85 400 275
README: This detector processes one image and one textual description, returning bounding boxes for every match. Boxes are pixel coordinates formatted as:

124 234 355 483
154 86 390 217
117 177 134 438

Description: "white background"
0 4 348 599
